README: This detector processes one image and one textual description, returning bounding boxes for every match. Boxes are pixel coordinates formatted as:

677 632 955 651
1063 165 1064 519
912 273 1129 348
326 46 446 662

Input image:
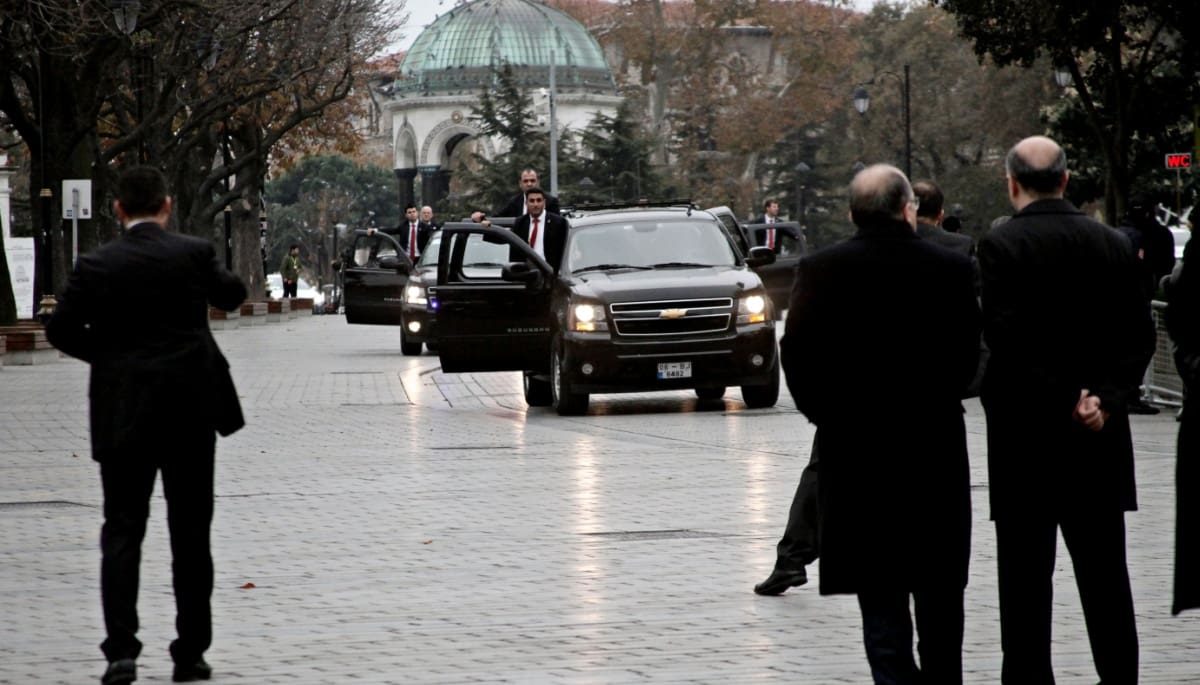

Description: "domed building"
382 0 622 210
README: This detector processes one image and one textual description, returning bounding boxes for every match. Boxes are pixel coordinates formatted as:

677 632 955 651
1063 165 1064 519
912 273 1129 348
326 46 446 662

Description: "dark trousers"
995 512 1138 684
99 434 216 663
282 279 298 298
774 440 819 570
857 587 964 685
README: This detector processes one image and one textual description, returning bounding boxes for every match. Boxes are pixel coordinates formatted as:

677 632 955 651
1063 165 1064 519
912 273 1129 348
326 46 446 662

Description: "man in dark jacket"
46 166 247 685
471 168 561 221
978 136 1155 684
1165 231 1200 616
782 164 980 684
510 187 568 272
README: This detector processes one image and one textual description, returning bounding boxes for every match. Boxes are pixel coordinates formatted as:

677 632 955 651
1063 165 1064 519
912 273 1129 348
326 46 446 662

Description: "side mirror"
502 261 541 286
744 246 776 268
378 254 410 274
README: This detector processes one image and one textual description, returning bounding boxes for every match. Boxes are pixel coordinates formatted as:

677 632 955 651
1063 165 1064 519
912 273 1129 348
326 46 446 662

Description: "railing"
1148 301 1184 406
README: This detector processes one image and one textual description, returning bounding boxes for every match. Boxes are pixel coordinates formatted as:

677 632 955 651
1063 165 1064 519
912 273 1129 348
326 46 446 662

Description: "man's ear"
114 200 127 223
1059 171 1070 194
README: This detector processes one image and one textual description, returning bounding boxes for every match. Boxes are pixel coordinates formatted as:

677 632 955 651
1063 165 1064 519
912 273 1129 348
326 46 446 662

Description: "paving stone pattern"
0 316 1196 683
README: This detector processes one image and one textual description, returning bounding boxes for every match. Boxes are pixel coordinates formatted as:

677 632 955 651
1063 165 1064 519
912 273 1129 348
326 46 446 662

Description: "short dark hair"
849 165 912 227
763 197 778 211
524 186 546 200
1006 145 1067 195
289 243 299 250
116 166 168 218
912 181 944 219
404 203 416 212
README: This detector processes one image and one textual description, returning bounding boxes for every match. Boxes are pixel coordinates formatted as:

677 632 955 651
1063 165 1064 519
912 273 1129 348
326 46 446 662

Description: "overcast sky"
392 0 881 53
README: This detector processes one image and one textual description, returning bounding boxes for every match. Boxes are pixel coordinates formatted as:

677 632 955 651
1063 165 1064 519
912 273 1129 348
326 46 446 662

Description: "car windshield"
566 219 737 274
416 233 442 267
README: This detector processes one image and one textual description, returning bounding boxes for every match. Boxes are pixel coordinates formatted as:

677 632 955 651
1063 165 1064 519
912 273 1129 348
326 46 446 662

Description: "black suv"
433 204 781 414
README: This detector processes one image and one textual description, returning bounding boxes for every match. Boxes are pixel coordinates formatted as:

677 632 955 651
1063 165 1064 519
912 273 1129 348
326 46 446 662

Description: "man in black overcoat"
978 136 1155 684
782 164 980 684
1165 231 1200 616
46 166 247 685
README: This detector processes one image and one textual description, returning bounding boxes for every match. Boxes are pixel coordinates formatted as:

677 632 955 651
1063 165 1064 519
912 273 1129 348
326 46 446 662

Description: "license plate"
657 361 692 379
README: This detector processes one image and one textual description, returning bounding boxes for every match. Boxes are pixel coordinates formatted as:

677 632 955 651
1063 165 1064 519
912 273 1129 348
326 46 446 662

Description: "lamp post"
221 127 233 270
853 64 912 179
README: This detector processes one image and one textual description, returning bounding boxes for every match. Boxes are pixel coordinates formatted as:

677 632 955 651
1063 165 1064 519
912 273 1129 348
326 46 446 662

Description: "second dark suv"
433 205 781 415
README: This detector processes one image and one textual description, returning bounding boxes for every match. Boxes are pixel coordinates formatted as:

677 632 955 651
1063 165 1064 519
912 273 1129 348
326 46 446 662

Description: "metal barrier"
1148 301 1184 406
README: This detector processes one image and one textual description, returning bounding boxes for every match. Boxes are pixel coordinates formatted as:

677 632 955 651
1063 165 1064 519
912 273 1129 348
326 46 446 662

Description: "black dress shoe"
754 567 808 595
101 658 136 685
172 658 212 682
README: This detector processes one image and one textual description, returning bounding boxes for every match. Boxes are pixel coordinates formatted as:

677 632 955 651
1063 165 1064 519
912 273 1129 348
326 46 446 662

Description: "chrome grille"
610 297 733 337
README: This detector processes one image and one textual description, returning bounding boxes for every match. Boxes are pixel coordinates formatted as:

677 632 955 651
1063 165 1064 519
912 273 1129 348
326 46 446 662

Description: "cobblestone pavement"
0 315 1196 684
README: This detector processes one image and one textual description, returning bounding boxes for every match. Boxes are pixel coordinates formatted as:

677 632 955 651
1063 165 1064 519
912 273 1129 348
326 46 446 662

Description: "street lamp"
853 64 912 179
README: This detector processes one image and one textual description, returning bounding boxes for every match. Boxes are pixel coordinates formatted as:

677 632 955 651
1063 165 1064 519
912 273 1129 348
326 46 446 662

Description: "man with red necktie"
511 187 568 272
369 204 431 262
757 198 781 251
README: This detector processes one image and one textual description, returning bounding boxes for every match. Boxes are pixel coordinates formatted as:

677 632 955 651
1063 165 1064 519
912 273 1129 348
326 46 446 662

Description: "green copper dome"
398 0 616 95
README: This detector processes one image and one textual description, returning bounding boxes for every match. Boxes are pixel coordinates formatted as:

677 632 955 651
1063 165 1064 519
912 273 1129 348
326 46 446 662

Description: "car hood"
569 266 763 302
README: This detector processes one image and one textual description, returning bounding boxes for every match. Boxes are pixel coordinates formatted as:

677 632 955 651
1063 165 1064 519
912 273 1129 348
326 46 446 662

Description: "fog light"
581 362 595 376
407 321 421 333
750 353 764 368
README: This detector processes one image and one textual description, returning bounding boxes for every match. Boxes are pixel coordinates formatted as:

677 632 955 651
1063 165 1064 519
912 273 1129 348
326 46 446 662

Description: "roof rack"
562 199 697 217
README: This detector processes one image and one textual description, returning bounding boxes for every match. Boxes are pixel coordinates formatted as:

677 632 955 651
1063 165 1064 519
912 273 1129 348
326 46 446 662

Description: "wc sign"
1165 153 1192 169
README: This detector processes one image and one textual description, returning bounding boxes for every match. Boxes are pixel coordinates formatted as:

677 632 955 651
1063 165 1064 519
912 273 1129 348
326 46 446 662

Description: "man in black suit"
472 168 560 221
370 204 432 262
978 136 1154 684
755 197 784 252
46 166 247 685
782 164 980 684
510 187 568 272
420 205 440 231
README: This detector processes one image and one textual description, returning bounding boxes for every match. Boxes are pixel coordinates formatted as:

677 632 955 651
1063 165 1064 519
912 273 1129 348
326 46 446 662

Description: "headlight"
404 284 428 306
737 293 769 325
570 301 608 332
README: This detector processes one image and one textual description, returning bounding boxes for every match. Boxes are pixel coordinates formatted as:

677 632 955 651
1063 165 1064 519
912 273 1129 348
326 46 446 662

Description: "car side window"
717 214 750 256
351 234 398 266
459 233 511 279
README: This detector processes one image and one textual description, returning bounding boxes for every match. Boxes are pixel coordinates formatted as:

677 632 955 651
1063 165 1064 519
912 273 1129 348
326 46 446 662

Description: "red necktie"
767 228 775 250
409 223 417 259
529 216 539 250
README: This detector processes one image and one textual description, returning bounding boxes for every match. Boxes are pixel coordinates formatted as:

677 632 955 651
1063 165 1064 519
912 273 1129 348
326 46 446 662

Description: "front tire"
400 331 423 356
741 354 779 408
524 373 553 407
552 343 589 415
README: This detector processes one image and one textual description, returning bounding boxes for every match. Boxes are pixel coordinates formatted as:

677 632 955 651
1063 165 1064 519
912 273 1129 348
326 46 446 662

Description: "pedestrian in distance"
977 135 1155 684
781 163 981 684
1119 193 1177 415
45 165 247 685
279 244 300 298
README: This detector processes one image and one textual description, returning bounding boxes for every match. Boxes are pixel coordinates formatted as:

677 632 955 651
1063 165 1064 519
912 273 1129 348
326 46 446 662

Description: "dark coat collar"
1013 198 1083 218
853 217 919 240
125 221 164 235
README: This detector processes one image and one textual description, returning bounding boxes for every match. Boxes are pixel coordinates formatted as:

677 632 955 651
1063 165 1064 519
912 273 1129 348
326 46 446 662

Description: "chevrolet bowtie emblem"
659 308 688 319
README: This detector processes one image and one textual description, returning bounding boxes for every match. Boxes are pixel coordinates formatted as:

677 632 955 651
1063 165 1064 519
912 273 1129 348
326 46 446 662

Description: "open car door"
434 223 555 373
745 221 807 312
342 230 412 325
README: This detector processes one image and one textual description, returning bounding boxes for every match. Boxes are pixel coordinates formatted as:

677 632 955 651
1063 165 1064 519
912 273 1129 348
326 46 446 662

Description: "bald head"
1006 136 1068 197
849 164 915 228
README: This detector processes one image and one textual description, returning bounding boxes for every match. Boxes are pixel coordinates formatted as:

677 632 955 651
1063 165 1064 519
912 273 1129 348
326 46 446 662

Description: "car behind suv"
433 205 781 414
